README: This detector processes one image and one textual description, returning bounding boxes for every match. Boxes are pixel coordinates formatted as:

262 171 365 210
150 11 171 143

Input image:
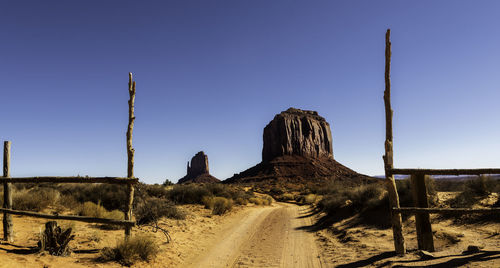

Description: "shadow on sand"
335 250 500 268
0 242 100 255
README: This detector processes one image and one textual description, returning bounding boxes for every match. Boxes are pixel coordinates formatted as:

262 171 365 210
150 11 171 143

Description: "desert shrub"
269 186 284 196
100 234 159 266
57 184 127 211
167 184 211 204
13 187 60 211
205 184 231 198
202 196 215 209
317 183 386 215
162 179 174 186
167 184 254 207
280 193 295 201
137 183 169 199
78 201 124 229
465 175 498 196
395 179 413 207
248 197 271 206
212 197 233 215
249 197 263 205
55 194 80 213
134 198 185 225
235 197 248 205
394 176 438 207
264 195 273 205
205 184 254 201
450 176 500 208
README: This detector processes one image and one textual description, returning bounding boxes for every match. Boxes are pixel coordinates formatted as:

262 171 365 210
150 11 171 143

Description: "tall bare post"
410 174 434 251
3 141 13 242
383 29 406 255
125 73 136 237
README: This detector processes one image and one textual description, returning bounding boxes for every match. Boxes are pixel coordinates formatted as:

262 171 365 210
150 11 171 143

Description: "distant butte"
178 151 220 184
225 108 374 185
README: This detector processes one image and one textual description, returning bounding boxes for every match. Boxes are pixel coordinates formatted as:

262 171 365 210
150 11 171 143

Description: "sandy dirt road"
188 202 325 268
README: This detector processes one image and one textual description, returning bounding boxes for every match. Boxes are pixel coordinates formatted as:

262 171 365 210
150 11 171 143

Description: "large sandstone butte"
178 151 220 184
262 108 333 162
225 108 374 185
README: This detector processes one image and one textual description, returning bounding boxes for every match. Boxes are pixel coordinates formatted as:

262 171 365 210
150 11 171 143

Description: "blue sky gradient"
2 1 500 183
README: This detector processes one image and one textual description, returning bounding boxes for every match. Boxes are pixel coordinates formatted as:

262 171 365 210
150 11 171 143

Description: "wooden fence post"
383 29 406 255
410 174 435 251
125 73 136 237
3 141 13 242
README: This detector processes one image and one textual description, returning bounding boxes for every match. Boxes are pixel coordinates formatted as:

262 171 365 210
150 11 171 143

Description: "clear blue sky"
2 1 500 183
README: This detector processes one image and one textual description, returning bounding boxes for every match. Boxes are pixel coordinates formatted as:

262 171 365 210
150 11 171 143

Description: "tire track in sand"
190 203 324 268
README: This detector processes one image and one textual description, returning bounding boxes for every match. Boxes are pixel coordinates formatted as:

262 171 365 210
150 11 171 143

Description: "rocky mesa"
225 108 374 184
262 108 333 162
178 151 220 184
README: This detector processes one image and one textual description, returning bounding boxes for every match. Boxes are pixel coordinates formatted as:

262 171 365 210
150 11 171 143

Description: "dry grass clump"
212 197 233 215
249 197 272 206
134 197 185 225
202 196 215 209
202 196 234 215
78 201 124 229
100 234 159 266
13 187 60 211
235 197 248 205
79 201 124 220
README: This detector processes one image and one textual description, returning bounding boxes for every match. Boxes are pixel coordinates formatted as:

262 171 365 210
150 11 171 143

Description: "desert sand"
1 197 499 267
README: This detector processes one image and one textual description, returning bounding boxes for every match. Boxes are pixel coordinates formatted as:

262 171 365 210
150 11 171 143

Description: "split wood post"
410 174 435 251
383 29 406 255
3 141 13 242
125 73 136 237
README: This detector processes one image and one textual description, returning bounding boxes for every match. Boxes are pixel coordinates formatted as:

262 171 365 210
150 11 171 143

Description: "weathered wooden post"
125 73 136 237
3 141 13 242
410 174 434 251
383 29 406 255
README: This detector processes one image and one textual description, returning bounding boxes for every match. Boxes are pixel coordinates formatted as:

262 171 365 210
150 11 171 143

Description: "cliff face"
262 108 333 162
178 151 219 184
187 151 209 177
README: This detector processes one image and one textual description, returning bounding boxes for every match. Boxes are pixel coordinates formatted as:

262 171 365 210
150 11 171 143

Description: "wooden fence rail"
390 168 500 176
0 177 138 184
0 208 135 227
2 73 138 243
382 29 500 255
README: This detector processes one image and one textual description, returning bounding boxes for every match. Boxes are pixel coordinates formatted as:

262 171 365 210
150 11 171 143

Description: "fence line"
382 29 500 254
0 177 138 184
2 73 138 243
0 208 135 226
